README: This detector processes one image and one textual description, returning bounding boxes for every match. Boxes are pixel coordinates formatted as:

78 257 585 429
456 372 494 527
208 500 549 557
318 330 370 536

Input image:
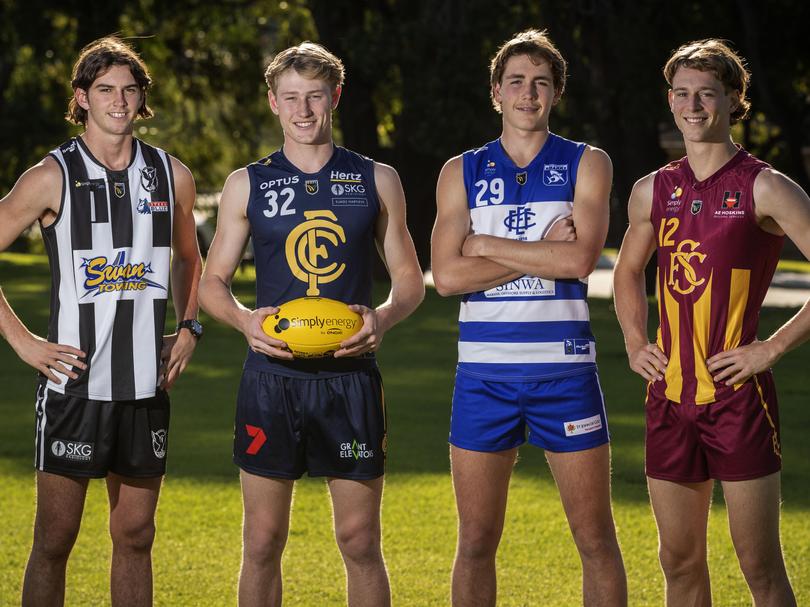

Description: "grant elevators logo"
285 210 346 296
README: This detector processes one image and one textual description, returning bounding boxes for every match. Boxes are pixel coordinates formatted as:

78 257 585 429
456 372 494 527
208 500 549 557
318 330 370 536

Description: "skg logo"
151 429 167 459
285 210 346 296
330 170 365 196
80 251 166 297
331 183 366 196
51 439 93 461
668 239 707 295
339 439 373 460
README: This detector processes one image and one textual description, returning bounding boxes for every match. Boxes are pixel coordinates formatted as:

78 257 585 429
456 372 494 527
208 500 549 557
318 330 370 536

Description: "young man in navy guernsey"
432 29 626 606
199 43 423 607
0 37 202 606
614 39 807 606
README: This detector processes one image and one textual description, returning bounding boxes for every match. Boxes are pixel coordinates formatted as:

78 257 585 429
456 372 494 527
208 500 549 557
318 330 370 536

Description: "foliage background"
2 0 808 262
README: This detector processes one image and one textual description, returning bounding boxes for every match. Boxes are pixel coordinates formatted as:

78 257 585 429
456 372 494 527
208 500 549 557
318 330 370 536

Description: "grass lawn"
1 252 808 605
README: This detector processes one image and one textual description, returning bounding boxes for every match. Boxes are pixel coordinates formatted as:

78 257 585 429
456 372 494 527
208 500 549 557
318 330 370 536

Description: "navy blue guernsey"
245 146 380 377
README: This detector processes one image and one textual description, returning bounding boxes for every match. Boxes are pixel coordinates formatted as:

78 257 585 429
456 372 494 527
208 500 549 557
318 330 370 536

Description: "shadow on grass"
1 255 808 509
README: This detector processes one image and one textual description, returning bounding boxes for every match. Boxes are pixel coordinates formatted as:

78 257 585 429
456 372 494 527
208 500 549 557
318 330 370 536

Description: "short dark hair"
67 36 153 125
663 39 751 124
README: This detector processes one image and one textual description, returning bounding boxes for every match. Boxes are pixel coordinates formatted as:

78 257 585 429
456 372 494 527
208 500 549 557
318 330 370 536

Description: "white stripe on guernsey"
458 340 597 364
470 200 572 240
460 299 591 323
132 247 171 395
48 153 80 395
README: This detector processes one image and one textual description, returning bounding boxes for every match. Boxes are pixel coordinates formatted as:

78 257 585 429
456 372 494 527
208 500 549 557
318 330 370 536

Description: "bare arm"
198 169 292 359
613 173 668 382
430 155 522 296
335 162 425 356
707 169 810 384
160 157 203 389
0 158 87 383
462 146 611 279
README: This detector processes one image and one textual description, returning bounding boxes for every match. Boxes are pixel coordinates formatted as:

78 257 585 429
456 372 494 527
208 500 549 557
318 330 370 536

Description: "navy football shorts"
234 368 386 480
449 369 609 453
33 380 170 478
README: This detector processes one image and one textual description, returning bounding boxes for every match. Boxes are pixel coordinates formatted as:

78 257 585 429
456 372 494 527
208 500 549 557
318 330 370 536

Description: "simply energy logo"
339 439 374 460
80 251 166 297
273 314 360 334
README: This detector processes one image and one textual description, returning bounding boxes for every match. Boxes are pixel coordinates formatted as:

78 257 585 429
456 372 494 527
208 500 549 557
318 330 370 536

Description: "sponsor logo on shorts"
563 414 603 437
245 424 267 455
151 429 167 459
50 439 93 461
340 439 373 460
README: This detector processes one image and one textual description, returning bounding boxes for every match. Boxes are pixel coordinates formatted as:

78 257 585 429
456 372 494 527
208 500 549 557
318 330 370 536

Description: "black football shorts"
33 380 170 478
233 368 387 480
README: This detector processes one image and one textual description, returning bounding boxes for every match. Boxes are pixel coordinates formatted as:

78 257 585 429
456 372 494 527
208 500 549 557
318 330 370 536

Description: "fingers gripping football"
334 304 378 357
244 306 294 360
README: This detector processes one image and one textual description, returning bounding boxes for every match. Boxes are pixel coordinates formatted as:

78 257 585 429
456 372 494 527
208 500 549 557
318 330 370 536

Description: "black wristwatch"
176 319 203 340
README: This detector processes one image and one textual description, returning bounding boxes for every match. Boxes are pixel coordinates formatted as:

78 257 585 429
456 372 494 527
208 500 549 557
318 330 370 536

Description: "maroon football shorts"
645 371 782 482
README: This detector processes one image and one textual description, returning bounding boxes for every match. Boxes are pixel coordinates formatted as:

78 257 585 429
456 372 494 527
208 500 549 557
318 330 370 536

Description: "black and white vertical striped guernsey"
43 137 175 400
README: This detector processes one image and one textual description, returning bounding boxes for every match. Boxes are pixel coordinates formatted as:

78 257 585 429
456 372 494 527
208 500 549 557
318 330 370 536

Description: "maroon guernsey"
649 147 783 405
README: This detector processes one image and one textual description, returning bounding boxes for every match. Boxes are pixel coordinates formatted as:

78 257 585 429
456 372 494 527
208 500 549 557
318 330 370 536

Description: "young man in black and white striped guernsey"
0 36 202 606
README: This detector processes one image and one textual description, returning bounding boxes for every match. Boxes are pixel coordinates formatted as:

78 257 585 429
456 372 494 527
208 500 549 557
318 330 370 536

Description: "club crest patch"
543 164 568 186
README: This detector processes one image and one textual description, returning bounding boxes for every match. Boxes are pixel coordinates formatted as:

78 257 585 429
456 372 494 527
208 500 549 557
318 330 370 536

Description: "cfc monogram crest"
285 210 346 295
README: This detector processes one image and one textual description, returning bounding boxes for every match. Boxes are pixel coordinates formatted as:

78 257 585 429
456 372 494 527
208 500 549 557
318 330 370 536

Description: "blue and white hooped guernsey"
458 133 596 381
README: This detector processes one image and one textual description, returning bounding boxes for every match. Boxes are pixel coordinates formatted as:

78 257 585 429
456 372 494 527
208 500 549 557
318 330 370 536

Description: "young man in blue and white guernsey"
199 42 424 607
432 29 626 606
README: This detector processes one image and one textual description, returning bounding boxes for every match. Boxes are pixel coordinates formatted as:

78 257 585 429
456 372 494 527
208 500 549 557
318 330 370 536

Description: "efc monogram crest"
305 180 319 195
516 171 528 186
285 210 346 295
114 182 126 198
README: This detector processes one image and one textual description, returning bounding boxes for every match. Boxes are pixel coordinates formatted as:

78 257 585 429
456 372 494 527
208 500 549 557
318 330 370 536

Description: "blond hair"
663 39 751 124
264 42 345 93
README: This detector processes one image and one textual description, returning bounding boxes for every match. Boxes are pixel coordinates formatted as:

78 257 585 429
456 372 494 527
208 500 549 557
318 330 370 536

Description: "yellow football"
261 297 363 358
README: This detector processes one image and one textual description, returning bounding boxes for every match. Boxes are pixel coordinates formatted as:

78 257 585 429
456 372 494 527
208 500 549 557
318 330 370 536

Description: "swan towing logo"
80 251 166 297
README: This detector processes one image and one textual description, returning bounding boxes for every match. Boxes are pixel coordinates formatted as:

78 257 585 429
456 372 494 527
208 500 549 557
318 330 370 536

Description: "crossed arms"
430 146 612 296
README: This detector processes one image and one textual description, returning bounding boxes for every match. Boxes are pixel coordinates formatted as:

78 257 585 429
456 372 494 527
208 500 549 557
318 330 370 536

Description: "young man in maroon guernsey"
614 39 808 605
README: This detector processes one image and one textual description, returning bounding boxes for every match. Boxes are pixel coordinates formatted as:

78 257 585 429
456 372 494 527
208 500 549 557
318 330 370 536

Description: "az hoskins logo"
80 251 166 297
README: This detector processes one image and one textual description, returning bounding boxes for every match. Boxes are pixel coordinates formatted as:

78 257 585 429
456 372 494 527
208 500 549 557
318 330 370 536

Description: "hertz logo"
285 210 346 295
